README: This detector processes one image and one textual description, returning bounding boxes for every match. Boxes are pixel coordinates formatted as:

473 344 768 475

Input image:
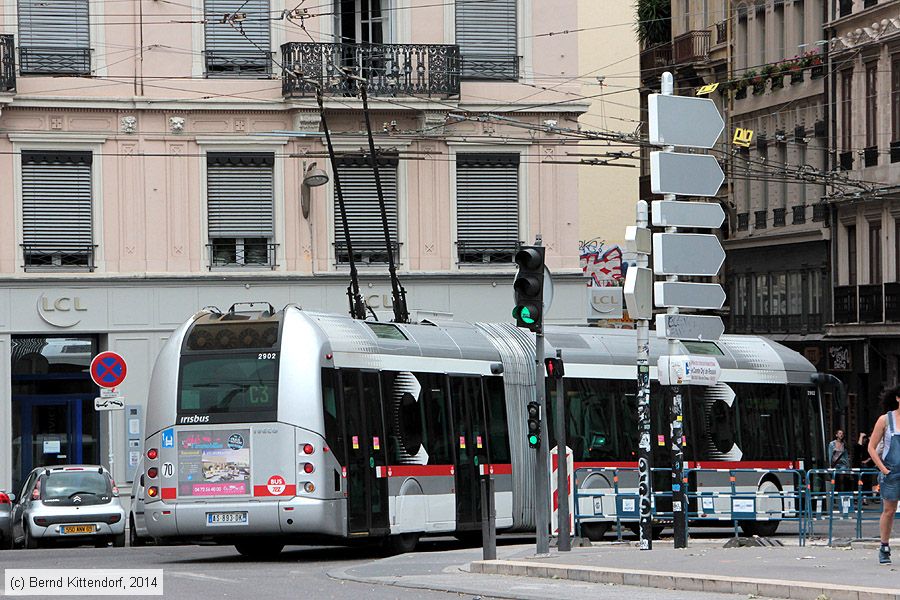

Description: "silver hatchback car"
11 466 126 549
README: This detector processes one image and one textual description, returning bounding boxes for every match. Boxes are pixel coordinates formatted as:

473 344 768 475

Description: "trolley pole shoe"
879 544 891 565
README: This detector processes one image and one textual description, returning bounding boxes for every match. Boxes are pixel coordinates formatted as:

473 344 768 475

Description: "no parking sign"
90 351 128 388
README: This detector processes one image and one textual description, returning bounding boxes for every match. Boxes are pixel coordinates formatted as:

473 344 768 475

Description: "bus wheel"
234 540 285 559
740 479 782 537
739 520 780 536
580 522 610 542
386 533 420 554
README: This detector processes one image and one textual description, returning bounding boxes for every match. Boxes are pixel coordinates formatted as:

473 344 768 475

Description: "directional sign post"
650 153 725 197
649 94 725 148
654 281 726 310
656 314 725 341
90 351 128 482
651 200 725 229
652 233 726 276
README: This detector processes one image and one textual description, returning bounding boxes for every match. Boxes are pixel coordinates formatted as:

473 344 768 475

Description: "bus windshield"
178 353 279 423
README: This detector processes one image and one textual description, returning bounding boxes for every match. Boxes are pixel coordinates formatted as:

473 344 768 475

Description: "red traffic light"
544 357 565 379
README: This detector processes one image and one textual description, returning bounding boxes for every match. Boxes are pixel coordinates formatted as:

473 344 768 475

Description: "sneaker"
879 545 891 565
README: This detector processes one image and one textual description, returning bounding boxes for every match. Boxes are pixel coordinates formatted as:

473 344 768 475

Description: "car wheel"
234 540 284 559
24 524 39 550
129 517 145 547
113 532 126 548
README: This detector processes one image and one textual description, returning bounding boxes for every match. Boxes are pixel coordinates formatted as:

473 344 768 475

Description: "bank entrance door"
11 337 99 491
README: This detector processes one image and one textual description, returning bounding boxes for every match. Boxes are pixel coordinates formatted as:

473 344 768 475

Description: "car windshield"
41 471 111 500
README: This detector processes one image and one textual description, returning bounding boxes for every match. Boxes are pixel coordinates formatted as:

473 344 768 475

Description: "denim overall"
881 411 900 502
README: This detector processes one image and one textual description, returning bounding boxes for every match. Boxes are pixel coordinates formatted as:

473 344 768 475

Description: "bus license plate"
207 512 248 526
62 525 96 535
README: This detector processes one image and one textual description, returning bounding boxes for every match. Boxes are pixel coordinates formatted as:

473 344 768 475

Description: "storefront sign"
828 345 852 371
37 294 88 328
588 286 624 320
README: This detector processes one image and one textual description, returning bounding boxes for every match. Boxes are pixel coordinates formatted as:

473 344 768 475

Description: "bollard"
481 476 496 560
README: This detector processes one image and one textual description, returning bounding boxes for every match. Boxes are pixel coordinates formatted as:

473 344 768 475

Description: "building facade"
826 0 900 436
0 0 592 492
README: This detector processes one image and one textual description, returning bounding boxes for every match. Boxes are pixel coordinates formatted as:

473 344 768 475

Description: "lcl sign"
37 294 88 328
588 286 623 320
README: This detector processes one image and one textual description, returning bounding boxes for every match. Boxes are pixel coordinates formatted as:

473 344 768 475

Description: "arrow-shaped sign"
654 281 726 309
651 200 725 229
624 266 653 320
656 314 725 341
649 94 725 148
94 397 126 411
650 152 725 197
652 233 725 276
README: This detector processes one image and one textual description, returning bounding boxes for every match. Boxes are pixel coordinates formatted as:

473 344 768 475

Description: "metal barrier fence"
573 467 885 546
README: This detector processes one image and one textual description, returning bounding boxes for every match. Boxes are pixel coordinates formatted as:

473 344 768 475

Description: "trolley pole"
635 200 653 551
554 348 571 552
535 324 550 555
659 73 688 550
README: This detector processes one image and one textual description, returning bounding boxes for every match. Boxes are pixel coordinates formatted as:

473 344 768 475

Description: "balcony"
673 30 711 65
773 208 786 227
640 42 672 83
754 210 767 229
1 35 14 92
812 203 829 223
792 205 807 224
834 283 900 324
19 47 91 75
207 242 278 270
205 50 273 78
456 242 520 265
864 146 878 168
22 245 96 272
737 212 749 231
281 42 460 98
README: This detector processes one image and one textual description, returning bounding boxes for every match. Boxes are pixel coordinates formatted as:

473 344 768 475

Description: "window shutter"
17 0 90 73
207 153 274 238
455 0 517 79
204 0 271 75
21 151 93 250
334 155 399 262
456 153 519 262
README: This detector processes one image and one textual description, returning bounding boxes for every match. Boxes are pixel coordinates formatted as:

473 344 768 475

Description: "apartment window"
778 144 788 210
456 153 519 264
204 0 272 77
808 270 823 315
17 0 91 74
774 0 785 60
735 275 749 316
737 6 748 71
795 0 805 49
757 2 766 66
892 55 900 143
21 151 94 270
866 62 878 148
207 153 276 269
896 220 900 281
334 154 399 265
847 225 857 285
771 272 787 316
456 0 517 80
841 70 853 152
753 274 770 326
683 0 691 31
870 221 882 284
788 272 803 315
798 144 807 207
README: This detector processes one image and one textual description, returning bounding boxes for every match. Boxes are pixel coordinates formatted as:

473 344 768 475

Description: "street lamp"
301 161 329 219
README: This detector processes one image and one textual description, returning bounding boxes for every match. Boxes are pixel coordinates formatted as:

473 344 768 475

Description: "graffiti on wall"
578 238 624 287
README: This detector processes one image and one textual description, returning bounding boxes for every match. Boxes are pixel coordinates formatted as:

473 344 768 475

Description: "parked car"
0 489 14 549
11 465 126 549
128 459 151 546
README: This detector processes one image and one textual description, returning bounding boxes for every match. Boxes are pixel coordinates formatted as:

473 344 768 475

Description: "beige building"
0 0 590 491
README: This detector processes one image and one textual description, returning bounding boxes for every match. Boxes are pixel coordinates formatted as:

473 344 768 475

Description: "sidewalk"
471 539 900 600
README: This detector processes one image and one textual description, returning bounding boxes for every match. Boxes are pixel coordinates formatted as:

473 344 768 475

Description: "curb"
470 560 900 600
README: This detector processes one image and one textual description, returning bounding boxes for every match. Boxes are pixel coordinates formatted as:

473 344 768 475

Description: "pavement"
333 537 900 600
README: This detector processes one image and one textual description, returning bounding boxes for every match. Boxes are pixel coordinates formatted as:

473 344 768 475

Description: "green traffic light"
528 434 539 446
513 305 536 324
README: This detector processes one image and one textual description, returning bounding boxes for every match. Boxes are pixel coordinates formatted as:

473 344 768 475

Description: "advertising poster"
177 429 251 497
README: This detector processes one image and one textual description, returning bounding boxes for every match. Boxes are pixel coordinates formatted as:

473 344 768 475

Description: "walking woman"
868 385 900 565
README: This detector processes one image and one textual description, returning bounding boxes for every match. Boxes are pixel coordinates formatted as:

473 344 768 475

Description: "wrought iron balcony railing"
460 55 519 81
205 50 273 78
281 42 460 97
456 241 520 265
833 283 900 324
1 35 14 92
773 208 786 227
715 21 727 46
22 245 96 272
207 242 278 270
19 47 91 75
792 205 806 224
640 42 672 83
673 30 711 65
334 241 401 266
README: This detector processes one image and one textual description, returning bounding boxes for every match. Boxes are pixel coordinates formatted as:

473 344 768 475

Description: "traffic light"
513 246 545 332
544 357 565 380
526 401 541 448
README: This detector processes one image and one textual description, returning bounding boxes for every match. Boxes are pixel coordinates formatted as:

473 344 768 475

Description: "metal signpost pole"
554 348 570 551
535 326 549 555
635 200 653 551
659 72 688 550
108 409 115 476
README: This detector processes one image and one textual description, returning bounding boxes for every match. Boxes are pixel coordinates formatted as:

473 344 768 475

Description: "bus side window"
483 376 510 464
321 368 345 465
419 373 452 465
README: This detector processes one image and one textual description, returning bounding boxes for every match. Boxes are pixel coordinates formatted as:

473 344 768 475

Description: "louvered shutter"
17 0 90 74
207 153 274 238
334 155 399 263
456 154 519 262
205 0 271 76
22 151 93 254
455 0 517 79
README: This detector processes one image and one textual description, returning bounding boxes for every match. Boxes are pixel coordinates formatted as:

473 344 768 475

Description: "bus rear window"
178 353 278 423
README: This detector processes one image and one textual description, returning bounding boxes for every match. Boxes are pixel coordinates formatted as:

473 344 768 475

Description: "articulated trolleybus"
142 304 825 556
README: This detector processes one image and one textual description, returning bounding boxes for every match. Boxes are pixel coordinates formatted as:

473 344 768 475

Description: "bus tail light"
147 448 158 460
302 463 314 474
303 482 315 493
302 444 314 455
147 486 159 498
147 467 158 479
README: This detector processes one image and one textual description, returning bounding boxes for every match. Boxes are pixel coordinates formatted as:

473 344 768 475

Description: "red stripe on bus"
386 465 454 477
490 463 512 475
161 487 176 500
253 485 297 497
574 461 795 470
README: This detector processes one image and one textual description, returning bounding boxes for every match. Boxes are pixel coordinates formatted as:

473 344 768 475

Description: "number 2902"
258 353 277 360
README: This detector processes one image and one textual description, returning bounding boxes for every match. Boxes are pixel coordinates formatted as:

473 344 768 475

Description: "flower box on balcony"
811 65 825 79
771 75 784 90
752 81 766 95
735 86 747 99
790 70 804 84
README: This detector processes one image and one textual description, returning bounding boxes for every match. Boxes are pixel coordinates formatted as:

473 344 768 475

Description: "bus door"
339 370 389 536
449 376 489 531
